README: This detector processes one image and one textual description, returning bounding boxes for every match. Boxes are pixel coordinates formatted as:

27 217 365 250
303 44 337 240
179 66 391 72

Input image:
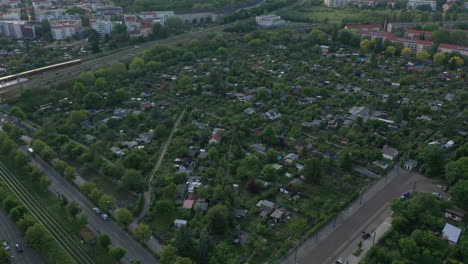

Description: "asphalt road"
19 146 158 264
0 209 44 264
281 166 447 264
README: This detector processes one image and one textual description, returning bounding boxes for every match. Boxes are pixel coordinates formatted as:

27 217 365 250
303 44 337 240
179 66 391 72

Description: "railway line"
0 24 227 98
0 161 95 264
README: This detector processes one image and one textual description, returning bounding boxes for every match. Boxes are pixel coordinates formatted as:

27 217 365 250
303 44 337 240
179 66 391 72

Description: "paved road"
281 166 446 264
19 146 158 264
0 209 44 264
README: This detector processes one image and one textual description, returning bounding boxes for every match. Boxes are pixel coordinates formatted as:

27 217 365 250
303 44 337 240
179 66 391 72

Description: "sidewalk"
344 216 392 264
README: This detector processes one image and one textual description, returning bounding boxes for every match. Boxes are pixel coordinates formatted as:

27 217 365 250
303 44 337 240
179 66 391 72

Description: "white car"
3 241 10 251
335 258 343 264
101 214 110 221
93 207 102 214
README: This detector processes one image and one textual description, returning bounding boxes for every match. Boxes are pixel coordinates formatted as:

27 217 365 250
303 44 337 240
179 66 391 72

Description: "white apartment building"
50 20 82 40
91 19 116 40
256 14 286 27
407 0 437 11
324 0 351 8
438 43 468 56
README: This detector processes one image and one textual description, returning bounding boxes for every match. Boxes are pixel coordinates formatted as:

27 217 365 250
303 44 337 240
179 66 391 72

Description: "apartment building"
91 19 117 40
438 43 468 56
0 20 37 38
359 30 434 53
404 29 433 39
345 24 383 31
324 0 352 8
407 0 437 11
50 20 82 40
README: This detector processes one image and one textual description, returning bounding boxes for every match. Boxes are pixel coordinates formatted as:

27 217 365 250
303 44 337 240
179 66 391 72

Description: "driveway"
19 146 158 264
281 166 446 264
0 209 44 264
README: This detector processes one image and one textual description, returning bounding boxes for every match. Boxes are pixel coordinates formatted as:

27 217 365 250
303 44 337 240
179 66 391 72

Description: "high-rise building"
0 20 37 38
91 19 117 40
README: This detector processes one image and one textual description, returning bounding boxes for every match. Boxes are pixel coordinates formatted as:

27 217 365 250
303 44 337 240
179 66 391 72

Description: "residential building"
265 109 282 120
50 20 82 40
404 29 432 40
442 223 462 244
438 43 468 56
0 20 37 39
359 30 434 53
256 200 275 211
324 0 351 8
255 14 286 27
445 208 465 222
174 219 187 227
382 145 398 160
345 24 382 31
91 19 116 40
94 5 123 20
0 9 21 20
348 106 371 117
137 11 174 26
407 0 437 10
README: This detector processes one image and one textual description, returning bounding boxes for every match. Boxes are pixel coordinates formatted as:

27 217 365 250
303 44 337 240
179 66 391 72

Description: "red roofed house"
345 24 383 31
438 43 468 56
183 200 194 209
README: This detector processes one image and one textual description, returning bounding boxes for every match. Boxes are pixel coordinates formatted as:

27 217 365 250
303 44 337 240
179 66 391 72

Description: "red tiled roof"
438 43 468 52
346 24 383 29
183 200 194 209
405 29 432 35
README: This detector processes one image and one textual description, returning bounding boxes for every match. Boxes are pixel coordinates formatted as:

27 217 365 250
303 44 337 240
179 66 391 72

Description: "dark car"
15 243 23 253
362 232 371 239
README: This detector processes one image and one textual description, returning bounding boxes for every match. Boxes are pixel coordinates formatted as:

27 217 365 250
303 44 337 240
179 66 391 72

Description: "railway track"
0 161 95 264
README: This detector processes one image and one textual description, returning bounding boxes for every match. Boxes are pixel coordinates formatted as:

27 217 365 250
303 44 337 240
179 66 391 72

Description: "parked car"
442 186 449 192
93 207 102 214
3 241 10 251
101 213 110 221
432 192 443 200
15 243 23 253
362 232 371 239
336 258 343 264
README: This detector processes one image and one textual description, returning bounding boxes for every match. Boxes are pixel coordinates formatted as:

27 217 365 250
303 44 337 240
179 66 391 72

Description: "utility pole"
412 181 417 193
333 212 338 228
373 231 377 245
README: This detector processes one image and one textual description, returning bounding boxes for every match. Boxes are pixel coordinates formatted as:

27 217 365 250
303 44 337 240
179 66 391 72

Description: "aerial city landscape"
0 0 467 263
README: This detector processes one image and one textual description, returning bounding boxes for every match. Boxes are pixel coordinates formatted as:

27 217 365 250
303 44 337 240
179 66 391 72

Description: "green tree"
97 233 111 249
116 208 133 228
360 39 371 51
8 106 26 120
155 200 175 219
160 244 177 264
109 246 127 262
98 194 116 212
84 92 104 109
433 52 445 64
445 157 468 184
206 204 229 234
261 165 278 182
339 152 354 171
175 257 195 264
418 145 445 178
134 223 151 241
155 124 169 138
449 180 468 210
286 218 308 237
0 248 10 264
25 223 50 251
401 48 412 57
303 158 323 184
166 17 183 32
448 56 464 67
64 166 76 181
386 45 396 55
121 169 145 193
416 51 430 60
66 201 82 218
